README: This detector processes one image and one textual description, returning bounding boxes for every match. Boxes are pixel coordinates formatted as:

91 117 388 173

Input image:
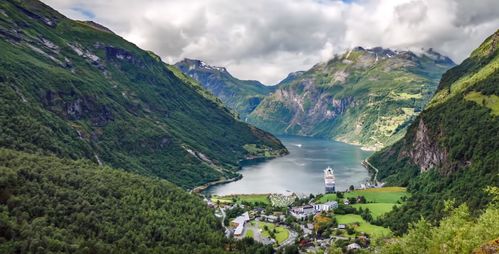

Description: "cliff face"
379 30 499 178
369 30 499 233
404 119 448 172
249 47 454 150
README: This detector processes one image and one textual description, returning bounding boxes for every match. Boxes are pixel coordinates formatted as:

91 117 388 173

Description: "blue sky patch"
71 6 95 19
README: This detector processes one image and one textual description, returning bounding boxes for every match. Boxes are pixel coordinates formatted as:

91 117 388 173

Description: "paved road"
363 159 382 185
219 208 231 237
277 227 298 249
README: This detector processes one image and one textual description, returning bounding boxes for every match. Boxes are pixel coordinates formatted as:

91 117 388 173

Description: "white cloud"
42 0 499 84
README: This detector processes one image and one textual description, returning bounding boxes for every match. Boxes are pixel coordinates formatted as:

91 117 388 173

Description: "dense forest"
0 149 277 253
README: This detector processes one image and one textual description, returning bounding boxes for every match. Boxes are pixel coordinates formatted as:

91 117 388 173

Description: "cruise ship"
324 166 336 193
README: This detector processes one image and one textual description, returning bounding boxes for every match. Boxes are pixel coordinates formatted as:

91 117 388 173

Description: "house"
338 224 346 229
313 201 338 211
290 204 322 219
262 215 278 222
231 212 250 237
343 199 350 205
347 243 361 250
303 205 315 215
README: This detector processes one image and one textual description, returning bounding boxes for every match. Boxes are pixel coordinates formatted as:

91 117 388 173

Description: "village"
204 185 409 253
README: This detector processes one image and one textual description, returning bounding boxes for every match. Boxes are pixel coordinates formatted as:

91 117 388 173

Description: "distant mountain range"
176 48 455 150
175 59 275 119
369 30 499 234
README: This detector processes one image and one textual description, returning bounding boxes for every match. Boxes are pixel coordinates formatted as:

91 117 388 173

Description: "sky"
42 0 499 84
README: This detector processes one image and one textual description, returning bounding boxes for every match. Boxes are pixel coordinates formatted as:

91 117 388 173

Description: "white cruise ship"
324 166 336 193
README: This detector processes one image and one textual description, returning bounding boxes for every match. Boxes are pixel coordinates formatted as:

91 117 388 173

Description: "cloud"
42 0 499 84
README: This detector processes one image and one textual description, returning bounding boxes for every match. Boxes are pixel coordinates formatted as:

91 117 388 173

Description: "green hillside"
175 59 275 119
248 47 454 150
0 0 286 189
0 148 274 253
369 30 499 234
0 149 223 253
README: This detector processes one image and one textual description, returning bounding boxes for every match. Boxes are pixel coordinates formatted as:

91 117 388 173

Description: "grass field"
317 187 408 204
345 187 408 203
352 203 398 218
245 229 254 238
317 193 337 203
211 194 270 205
465 91 499 116
335 214 391 238
258 222 289 244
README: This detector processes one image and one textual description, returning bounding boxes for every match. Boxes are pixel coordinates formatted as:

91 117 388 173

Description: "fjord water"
206 136 373 195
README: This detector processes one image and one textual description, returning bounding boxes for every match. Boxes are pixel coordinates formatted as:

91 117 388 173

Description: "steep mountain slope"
248 47 455 150
369 30 499 234
175 59 275 119
0 0 286 189
0 149 274 253
0 149 224 253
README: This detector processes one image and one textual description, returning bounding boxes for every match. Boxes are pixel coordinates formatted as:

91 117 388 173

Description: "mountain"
0 149 223 253
248 47 455 150
0 0 286 189
276 71 305 86
0 1 281 252
175 59 275 119
0 148 275 253
368 30 499 234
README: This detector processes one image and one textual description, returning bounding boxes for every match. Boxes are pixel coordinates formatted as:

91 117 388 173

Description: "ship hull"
325 185 335 193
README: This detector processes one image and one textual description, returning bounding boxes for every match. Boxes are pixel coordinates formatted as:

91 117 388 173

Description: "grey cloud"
42 0 499 84
395 1 428 25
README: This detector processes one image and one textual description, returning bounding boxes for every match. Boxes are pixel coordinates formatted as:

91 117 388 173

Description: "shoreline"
192 153 287 194
193 138 377 195
191 175 242 193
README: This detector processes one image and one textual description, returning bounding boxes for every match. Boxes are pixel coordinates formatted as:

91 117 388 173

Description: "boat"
324 166 336 193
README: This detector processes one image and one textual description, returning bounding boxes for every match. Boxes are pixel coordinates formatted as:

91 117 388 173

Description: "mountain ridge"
0 0 287 189
175 58 276 119
248 46 455 150
369 30 499 234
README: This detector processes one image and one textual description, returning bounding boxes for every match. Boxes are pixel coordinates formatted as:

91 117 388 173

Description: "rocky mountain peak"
176 58 228 73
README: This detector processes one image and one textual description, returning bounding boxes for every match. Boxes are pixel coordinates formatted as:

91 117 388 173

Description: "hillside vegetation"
0 0 286 189
0 149 275 253
175 59 275 119
248 47 454 150
369 30 499 234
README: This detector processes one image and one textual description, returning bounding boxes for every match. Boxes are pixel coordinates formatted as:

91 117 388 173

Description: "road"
219 208 231 237
363 159 381 185
277 226 298 249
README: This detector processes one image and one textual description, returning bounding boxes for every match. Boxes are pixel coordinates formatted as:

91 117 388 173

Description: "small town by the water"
203 164 408 252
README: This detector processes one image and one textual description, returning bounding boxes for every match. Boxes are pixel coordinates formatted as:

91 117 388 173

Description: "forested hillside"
0 0 286 189
369 30 499 234
0 149 273 253
248 47 454 150
175 59 275 119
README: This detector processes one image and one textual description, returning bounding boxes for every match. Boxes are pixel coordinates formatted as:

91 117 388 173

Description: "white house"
231 212 250 236
313 201 338 212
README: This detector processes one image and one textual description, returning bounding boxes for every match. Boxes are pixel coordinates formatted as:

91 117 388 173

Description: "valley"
206 136 372 195
0 0 497 253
